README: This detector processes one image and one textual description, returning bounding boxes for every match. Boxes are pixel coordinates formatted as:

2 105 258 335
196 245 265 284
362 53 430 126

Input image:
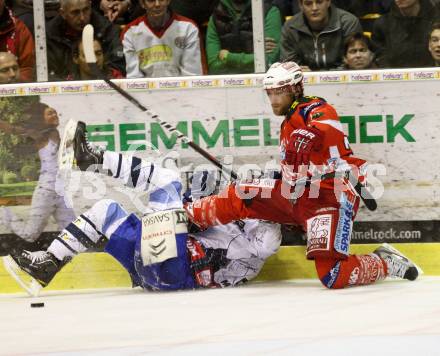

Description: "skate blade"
3 256 43 297
58 119 78 171
381 243 424 276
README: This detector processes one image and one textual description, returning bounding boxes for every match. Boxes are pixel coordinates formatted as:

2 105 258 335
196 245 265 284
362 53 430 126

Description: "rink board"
1 243 439 294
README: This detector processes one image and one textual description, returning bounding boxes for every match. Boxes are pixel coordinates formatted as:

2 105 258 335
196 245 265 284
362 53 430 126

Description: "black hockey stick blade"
301 171 377 211
353 180 377 211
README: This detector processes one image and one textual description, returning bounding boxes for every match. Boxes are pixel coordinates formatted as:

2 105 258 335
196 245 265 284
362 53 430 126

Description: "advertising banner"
0 69 439 253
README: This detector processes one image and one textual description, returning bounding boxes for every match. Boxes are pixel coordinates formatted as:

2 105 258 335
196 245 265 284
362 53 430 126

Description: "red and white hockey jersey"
280 96 367 189
121 13 204 78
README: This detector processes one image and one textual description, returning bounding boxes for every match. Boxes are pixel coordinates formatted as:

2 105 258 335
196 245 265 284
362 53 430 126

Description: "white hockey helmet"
263 62 303 90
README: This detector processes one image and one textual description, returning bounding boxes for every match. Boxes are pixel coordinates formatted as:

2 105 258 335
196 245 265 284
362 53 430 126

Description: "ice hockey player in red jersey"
186 61 420 289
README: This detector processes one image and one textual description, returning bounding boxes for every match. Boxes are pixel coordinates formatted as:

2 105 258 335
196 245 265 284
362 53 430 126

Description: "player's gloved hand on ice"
281 126 324 182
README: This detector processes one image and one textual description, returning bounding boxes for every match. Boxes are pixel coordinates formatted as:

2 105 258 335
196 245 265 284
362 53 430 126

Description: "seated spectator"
280 0 362 71
170 0 219 32
371 0 440 68
206 0 282 74
0 52 20 83
47 0 125 81
273 0 392 22
121 0 204 78
9 0 60 37
333 0 392 17
272 0 300 18
0 0 35 81
336 0 393 34
343 32 376 69
428 22 440 66
67 37 124 79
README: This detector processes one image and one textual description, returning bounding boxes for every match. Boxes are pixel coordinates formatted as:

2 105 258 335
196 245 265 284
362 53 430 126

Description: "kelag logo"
85 114 415 151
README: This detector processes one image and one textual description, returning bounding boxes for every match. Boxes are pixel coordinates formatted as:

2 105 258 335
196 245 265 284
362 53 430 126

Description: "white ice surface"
1 277 440 356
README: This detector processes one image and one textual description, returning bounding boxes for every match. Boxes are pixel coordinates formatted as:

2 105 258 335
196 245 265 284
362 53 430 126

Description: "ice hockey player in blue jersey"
6 121 281 292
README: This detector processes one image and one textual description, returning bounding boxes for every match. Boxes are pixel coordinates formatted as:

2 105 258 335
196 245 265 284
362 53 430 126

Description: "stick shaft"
97 73 239 179
81 24 376 210
98 75 376 209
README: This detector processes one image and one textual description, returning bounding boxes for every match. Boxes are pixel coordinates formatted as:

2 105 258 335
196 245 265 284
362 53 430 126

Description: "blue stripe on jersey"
149 181 182 205
104 213 140 282
322 261 341 288
102 202 129 236
299 101 324 123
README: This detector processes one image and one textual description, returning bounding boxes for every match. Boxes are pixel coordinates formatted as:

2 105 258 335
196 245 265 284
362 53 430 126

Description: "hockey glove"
282 126 324 177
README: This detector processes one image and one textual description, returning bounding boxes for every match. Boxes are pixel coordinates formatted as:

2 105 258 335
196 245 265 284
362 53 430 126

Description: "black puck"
31 302 44 308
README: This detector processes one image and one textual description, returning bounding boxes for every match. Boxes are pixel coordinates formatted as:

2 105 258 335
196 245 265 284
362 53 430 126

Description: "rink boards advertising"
0 68 439 290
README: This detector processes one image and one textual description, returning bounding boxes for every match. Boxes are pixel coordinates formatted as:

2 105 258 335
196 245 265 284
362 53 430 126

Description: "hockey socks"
315 254 387 289
47 214 106 261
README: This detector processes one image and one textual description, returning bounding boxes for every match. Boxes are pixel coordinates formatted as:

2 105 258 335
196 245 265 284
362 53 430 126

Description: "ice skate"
3 250 67 294
374 243 422 281
58 120 104 172
73 121 104 171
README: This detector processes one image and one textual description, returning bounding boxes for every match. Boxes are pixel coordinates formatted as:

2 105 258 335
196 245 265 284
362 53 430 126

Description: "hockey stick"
81 25 238 180
81 25 376 211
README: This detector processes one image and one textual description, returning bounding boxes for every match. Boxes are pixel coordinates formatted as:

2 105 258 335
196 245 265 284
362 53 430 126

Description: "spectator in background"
121 0 204 78
280 0 362 71
170 0 219 35
67 37 124 79
46 0 125 81
206 0 282 74
371 0 440 68
0 52 20 84
343 32 376 69
9 0 60 37
428 22 440 66
272 0 300 18
0 0 35 82
273 0 392 21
